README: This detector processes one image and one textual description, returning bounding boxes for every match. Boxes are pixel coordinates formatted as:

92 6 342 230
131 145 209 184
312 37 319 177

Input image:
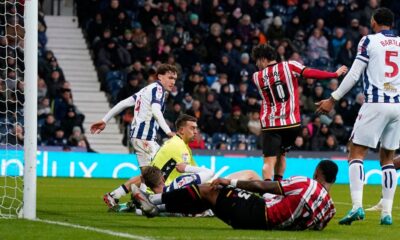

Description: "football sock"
381 164 397 217
161 185 209 214
273 174 283 181
349 159 364 210
111 184 129 199
140 183 148 192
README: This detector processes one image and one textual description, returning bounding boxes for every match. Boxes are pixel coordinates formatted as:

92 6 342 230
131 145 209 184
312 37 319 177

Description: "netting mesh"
0 0 25 218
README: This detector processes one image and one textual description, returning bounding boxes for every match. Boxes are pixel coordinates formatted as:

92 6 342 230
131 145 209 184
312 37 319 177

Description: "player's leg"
366 155 400 212
262 130 281 181
339 142 369 225
133 184 214 216
378 148 397 225
274 126 300 181
274 154 285 181
339 103 388 225
226 170 261 181
377 110 400 225
104 139 159 209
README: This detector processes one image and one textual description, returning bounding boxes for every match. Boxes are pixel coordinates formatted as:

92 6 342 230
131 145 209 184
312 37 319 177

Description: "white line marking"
35 218 152 240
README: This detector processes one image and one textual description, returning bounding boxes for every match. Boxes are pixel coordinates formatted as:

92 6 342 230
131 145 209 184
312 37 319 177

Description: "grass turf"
0 177 399 240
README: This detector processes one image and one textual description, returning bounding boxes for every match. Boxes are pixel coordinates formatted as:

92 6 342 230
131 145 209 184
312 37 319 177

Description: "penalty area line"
35 218 152 240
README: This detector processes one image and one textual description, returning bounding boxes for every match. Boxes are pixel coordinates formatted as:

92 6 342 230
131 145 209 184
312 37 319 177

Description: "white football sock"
149 193 162 205
349 159 364 210
381 164 397 217
110 185 128 199
140 182 148 192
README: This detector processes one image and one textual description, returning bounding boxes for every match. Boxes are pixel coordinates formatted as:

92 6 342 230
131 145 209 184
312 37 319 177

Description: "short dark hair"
175 114 197 130
317 160 338 184
141 166 163 189
252 44 277 61
156 64 178 76
372 8 394 27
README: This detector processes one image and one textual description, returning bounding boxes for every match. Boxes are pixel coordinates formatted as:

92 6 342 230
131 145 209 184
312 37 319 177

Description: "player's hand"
175 163 187 173
335 65 348 77
315 97 336 115
90 120 106 134
211 178 231 189
167 132 176 138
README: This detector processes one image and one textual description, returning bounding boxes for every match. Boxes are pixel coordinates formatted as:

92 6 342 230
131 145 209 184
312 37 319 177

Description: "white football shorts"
350 103 400 150
131 139 160 167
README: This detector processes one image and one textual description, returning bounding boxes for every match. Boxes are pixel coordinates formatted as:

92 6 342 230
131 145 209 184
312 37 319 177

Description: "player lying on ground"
133 160 338 231
103 114 198 209
366 155 400 211
103 114 261 210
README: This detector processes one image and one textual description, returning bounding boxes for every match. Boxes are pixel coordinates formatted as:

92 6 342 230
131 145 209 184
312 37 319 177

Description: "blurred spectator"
225 106 249 135
321 135 339 151
232 82 248 109
307 28 330 60
329 28 346 61
37 77 47 100
186 99 203 123
294 136 307 151
330 114 349 146
40 114 57 145
311 123 330 151
218 83 234 115
181 93 193 111
116 74 142 102
53 88 73 120
202 92 222 121
204 109 227 135
248 111 261 136
165 102 183 129
267 16 285 46
188 132 206 150
38 97 51 120
335 98 353 127
337 40 356 67
7 124 24 146
61 106 84 138
49 128 68 146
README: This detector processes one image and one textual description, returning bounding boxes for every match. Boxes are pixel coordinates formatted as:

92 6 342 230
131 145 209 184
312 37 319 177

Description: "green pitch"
0 178 399 240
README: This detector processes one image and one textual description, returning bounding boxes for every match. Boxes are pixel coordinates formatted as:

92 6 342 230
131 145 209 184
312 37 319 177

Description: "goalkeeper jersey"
151 135 197 186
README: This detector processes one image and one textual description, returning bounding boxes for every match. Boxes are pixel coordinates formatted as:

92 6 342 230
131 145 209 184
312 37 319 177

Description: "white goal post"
23 0 38 219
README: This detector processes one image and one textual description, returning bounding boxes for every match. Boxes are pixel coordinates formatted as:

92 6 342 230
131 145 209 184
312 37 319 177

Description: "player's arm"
301 66 348 79
90 96 136 134
330 59 367 101
151 103 174 137
211 178 283 195
176 163 214 183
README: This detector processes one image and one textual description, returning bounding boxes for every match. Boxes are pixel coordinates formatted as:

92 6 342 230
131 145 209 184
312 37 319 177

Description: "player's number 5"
385 51 399 78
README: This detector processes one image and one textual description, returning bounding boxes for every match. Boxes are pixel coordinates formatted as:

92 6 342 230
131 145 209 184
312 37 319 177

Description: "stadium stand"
46 0 400 152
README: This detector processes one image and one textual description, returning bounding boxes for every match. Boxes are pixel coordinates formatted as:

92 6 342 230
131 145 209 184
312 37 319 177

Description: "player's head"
175 114 198 143
252 44 277 70
141 166 164 191
371 8 394 30
314 160 338 184
157 64 178 92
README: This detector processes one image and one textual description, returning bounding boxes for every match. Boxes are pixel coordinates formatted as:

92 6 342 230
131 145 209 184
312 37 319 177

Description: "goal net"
0 0 26 218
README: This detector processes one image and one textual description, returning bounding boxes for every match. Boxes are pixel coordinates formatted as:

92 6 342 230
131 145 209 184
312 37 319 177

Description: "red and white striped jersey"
264 176 336 230
252 61 305 129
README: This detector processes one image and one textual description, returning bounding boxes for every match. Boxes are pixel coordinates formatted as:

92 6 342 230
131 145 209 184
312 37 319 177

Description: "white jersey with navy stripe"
163 174 201 192
130 81 166 140
357 30 400 103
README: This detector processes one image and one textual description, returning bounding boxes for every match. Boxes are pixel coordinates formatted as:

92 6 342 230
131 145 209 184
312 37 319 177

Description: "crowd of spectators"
73 0 400 152
36 3 93 151
0 1 25 147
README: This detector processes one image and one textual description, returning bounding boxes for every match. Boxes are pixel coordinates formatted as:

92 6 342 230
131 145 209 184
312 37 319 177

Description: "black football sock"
162 185 209 214
273 174 283 181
